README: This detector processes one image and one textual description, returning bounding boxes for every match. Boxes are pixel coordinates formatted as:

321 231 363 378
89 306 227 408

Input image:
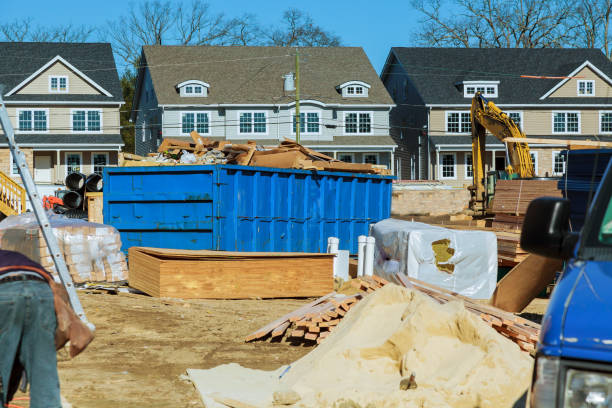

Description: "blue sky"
1 0 425 73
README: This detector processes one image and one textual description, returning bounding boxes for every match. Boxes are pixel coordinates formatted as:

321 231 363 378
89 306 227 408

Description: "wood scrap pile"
491 179 562 230
246 275 539 353
496 230 529 266
120 132 390 175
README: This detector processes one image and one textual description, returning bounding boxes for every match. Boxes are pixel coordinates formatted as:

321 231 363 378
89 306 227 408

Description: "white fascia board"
159 102 395 108
462 80 500 84
426 103 612 108
539 60 612 100
336 80 372 90
3 100 124 106
5 55 113 97
176 80 210 89
0 144 124 149
302 145 396 150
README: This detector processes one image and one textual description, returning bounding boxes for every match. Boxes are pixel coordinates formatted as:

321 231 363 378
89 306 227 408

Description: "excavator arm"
470 93 535 210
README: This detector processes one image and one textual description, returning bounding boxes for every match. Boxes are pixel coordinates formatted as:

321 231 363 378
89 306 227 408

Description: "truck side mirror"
520 197 578 259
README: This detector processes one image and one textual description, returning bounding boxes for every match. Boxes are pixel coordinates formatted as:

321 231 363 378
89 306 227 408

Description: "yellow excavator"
470 92 535 212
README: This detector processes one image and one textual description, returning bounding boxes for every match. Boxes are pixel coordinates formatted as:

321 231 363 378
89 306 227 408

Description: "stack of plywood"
247 275 540 353
0 222 128 283
128 247 334 299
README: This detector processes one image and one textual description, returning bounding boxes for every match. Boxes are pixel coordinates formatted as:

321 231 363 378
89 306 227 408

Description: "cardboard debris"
120 132 391 175
128 247 335 299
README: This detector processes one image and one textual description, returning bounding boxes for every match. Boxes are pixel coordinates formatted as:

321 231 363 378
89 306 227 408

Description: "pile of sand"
188 284 533 408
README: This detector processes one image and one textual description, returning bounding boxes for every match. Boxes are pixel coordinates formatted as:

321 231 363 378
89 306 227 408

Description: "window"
465 153 473 179
92 153 109 176
530 151 538 176
194 86 202 94
181 112 209 135
17 109 47 132
344 112 372 134
600 111 612 133
292 111 320 134
10 154 18 175
49 75 68 93
507 111 523 130
65 153 82 175
577 80 595 96
185 86 193 94
552 112 580 134
178 80 209 97
364 153 378 164
239 112 267 134
72 109 102 132
552 151 566 175
440 153 456 179
338 81 370 97
446 111 471 133
338 153 354 163
463 81 498 97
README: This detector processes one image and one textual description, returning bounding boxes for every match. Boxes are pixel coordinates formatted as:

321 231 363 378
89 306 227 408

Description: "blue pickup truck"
521 157 612 407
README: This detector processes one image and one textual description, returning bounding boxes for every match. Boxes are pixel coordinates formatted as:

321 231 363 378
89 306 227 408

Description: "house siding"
135 67 162 155
17 61 102 95
549 66 612 98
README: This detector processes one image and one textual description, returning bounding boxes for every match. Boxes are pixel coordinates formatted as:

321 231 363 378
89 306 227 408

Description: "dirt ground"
10 291 549 408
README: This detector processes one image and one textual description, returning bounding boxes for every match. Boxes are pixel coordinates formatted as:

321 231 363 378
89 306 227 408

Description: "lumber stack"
120 133 391 175
246 275 540 353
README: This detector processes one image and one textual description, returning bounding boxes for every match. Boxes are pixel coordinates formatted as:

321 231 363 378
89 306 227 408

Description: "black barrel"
85 173 103 192
65 172 86 191
63 191 83 209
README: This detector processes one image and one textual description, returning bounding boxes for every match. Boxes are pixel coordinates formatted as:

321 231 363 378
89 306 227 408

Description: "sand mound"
188 285 533 408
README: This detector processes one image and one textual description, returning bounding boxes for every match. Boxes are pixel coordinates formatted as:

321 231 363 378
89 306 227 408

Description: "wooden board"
85 192 103 224
128 247 334 299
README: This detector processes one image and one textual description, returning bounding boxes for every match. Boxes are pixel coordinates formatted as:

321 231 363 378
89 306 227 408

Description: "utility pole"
295 47 300 144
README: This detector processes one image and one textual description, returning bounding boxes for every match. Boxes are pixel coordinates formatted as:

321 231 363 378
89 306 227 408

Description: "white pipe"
357 235 366 277
327 237 339 278
364 236 375 276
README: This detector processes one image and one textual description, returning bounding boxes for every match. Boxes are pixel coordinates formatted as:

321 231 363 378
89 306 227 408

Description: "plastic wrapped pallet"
0 211 128 283
370 219 497 299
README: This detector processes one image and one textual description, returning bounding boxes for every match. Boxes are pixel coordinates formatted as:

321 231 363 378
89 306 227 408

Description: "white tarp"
370 219 497 299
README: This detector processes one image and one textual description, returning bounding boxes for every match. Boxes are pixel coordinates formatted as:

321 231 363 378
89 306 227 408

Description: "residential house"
380 48 612 184
0 42 123 195
131 46 396 171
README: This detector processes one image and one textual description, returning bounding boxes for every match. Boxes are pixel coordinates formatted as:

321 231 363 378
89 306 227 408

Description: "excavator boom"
470 93 535 211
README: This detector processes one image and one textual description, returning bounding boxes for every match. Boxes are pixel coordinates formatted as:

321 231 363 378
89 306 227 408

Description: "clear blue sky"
1 0 424 74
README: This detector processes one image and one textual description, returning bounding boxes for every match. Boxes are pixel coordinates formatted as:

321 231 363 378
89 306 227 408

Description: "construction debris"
248 275 540 353
128 247 335 299
120 132 391 174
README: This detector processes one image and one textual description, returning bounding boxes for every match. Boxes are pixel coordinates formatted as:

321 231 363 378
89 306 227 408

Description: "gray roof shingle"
385 48 612 105
141 45 394 106
0 42 123 103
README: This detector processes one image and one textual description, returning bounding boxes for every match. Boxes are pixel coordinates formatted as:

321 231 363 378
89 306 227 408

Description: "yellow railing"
0 170 26 216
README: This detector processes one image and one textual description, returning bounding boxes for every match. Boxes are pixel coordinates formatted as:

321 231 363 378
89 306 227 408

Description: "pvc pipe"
327 237 339 278
357 235 366 277
85 173 103 192
364 236 375 276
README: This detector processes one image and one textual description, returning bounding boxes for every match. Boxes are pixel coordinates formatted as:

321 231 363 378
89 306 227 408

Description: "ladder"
0 93 93 331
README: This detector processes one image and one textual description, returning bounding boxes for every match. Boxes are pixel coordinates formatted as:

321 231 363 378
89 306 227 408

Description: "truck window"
599 192 612 244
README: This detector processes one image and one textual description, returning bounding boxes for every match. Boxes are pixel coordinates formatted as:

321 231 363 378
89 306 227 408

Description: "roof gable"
541 61 612 99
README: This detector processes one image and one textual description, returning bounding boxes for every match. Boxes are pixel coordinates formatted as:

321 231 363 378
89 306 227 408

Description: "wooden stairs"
0 170 26 217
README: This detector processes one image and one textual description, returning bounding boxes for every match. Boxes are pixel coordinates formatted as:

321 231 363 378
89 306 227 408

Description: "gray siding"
135 67 162 155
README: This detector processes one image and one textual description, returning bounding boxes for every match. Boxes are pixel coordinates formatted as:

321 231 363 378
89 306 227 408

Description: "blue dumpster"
103 164 393 254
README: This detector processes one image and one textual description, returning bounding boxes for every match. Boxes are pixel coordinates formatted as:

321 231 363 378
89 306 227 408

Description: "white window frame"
599 111 612 134
92 152 109 175
439 152 457 180
15 108 49 134
70 108 103 134
445 111 471 134
577 80 595 96
338 153 355 163
64 152 83 176
337 81 371 98
237 111 268 136
552 111 581 135
49 75 69 93
9 154 19 176
506 111 524 131
291 110 321 136
177 80 209 97
180 111 211 135
552 150 566 176
529 151 538 176
343 111 373 135
363 153 379 165
463 81 499 98
464 152 473 179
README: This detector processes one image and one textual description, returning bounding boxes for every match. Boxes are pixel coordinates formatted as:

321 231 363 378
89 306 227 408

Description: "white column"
357 235 366 277
435 149 440 180
364 236 375 276
56 150 60 184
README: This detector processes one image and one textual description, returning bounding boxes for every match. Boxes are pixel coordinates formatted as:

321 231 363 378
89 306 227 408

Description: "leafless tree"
0 18 94 42
266 8 341 47
226 14 264 46
411 0 578 48
573 0 612 57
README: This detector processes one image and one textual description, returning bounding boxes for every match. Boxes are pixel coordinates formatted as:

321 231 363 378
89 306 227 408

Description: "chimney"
284 73 295 92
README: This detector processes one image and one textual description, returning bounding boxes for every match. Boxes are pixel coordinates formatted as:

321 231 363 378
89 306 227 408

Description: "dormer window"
337 81 370 98
577 80 595 96
177 80 209 97
49 75 68 93
463 81 498 98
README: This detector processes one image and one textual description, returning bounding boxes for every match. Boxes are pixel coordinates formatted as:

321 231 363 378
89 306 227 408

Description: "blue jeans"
0 280 61 408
